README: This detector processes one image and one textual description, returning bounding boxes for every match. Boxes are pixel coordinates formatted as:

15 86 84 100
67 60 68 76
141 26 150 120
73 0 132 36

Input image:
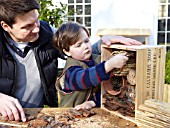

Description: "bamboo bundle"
136 99 170 128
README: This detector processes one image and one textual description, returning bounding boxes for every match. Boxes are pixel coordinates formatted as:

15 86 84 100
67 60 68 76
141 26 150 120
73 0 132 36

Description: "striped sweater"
63 58 110 106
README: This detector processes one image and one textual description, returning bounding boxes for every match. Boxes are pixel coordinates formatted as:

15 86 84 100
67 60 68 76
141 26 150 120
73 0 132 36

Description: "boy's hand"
74 101 96 110
110 52 129 68
105 52 128 73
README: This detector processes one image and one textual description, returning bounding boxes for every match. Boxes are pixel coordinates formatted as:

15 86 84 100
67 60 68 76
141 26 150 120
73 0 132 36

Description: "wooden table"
0 108 138 128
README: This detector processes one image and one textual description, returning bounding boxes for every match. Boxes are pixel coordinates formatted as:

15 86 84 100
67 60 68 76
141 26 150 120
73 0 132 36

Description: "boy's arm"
63 62 110 91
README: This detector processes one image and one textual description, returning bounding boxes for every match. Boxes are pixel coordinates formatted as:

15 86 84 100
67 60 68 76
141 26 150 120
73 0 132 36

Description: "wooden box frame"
101 44 166 123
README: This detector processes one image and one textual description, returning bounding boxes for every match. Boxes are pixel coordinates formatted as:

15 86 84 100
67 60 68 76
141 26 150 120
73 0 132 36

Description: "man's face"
1 9 40 43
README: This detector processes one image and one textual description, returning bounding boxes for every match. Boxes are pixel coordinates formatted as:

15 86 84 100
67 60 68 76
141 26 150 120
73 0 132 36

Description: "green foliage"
44 105 50 108
165 50 170 84
39 0 67 28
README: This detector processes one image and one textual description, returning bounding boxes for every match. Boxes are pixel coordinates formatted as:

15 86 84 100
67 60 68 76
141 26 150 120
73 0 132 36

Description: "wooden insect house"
101 44 166 123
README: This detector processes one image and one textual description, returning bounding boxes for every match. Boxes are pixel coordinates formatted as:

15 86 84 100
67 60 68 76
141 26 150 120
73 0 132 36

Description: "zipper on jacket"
10 60 18 95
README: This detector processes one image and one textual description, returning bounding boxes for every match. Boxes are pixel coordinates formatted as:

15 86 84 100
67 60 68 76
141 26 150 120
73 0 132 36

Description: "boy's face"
1 9 40 43
65 29 92 60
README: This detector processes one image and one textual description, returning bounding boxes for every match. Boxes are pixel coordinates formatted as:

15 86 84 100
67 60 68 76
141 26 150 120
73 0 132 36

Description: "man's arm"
92 39 102 55
92 35 142 54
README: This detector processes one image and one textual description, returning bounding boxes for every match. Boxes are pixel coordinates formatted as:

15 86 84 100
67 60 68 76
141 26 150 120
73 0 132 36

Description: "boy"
53 22 129 109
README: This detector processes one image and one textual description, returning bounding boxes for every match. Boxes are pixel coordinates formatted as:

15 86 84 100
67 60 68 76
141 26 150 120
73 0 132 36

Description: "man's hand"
101 35 142 46
0 93 26 122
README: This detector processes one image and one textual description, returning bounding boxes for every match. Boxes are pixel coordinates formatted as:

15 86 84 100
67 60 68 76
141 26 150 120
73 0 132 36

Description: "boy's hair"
0 0 40 27
53 22 90 53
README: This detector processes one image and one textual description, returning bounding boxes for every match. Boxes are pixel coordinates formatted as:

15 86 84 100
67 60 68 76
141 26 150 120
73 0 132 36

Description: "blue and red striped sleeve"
63 61 110 91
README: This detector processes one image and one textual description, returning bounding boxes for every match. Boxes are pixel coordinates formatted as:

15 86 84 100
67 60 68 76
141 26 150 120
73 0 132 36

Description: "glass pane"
76 5 83 15
88 28 91 35
169 0 170 2
85 5 91 15
168 5 170 17
159 0 166 3
167 33 170 43
68 0 74 3
158 33 165 44
167 46 170 51
167 19 170 31
76 17 83 24
158 19 166 31
76 0 82 3
68 5 74 15
85 0 91 3
68 17 75 22
68 5 74 16
85 17 91 26
158 5 166 17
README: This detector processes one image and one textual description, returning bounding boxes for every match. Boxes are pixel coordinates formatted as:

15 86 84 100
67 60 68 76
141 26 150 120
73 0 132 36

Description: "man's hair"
0 0 40 27
53 22 90 53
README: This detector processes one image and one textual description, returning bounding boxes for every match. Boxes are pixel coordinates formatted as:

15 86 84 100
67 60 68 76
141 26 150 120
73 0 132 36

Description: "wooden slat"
145 48 154 100
101 107 135 123
136 99 170 127
97 28 151 36
136 118 165 128
144 99 170 115
158 47 166 101
138 104 170 118
0 122 27 127
155 48 160 100
136 110 170 128
102 44 162 50
163 84 170 103
135 49 145 111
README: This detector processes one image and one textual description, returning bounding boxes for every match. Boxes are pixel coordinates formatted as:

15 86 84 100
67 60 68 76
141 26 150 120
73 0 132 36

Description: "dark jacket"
0 21 59 107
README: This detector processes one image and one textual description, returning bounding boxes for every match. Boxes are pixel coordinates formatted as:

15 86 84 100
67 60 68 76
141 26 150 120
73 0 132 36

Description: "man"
0 0 141 122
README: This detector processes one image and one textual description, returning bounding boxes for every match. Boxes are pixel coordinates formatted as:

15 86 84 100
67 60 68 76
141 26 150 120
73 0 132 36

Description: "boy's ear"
63 49 71 56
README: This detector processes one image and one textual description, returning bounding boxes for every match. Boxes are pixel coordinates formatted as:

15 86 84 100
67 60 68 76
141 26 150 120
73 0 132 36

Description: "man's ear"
1 21 11 32
63 49 71 56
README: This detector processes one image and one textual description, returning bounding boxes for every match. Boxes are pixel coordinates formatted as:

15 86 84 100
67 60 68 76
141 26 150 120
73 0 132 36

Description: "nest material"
26 109 95 128
103 50 137 117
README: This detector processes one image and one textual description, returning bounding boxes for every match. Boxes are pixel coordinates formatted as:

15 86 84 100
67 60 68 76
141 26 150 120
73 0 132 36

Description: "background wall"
91 0 158 45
